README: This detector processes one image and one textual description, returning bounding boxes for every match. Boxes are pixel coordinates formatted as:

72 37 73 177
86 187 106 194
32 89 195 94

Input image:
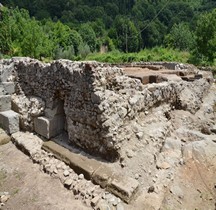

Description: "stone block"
108 175 139 203
11 131 42 157
42 141 101 179
0 95 11 111
34 115 65 139
0 110 19 134
45 100 64 118
92 165 114 188
2 82 15 94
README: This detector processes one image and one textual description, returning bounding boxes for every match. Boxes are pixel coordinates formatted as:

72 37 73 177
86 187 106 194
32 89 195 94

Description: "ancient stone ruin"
0 58 212 160
1 57 216 209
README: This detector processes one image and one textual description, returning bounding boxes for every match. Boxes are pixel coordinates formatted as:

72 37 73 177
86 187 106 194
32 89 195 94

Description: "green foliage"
78 42 91 58
0 0 215 66
86 47 190 64
54 45 75 60
110 16 140 52
78 23 97 52
0 7 52 58
165 23 195 51
195 9 216 63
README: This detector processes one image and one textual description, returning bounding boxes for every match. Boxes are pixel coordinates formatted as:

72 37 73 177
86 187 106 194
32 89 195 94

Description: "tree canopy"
0 0 215 63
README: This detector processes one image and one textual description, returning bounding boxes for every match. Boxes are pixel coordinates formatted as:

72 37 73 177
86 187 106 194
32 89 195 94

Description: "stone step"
34 115 65 139
0 110 19 134
11 133 139 203
42 141 139 203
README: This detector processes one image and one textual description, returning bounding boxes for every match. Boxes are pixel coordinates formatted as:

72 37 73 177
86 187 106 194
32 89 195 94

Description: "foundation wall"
0 58 212 161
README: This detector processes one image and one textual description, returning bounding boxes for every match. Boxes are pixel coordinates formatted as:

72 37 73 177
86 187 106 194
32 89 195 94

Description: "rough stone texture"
92 165 115 188
108 175 139 203
11 95 45 131
0 110 19 134
42 140 102 179
2 82 15 94
0 58 212 161
0 95 11 111
0 128 11 145
0 58 216 208
11 131 43 156
42 140 139 202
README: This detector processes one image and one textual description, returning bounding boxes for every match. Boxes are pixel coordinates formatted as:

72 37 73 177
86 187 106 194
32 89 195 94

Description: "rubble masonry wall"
0 58 211 161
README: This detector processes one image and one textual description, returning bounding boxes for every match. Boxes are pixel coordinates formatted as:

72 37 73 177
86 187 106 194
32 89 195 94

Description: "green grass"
85 47 191 64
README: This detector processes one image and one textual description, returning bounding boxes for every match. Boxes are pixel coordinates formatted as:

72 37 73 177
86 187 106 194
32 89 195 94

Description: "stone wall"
0 58 212 161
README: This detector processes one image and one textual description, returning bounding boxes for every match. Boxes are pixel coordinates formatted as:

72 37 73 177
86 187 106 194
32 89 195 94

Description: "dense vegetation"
0 0 215 65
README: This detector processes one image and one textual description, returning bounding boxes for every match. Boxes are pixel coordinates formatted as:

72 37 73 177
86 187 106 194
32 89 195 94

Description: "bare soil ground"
0 142 90 210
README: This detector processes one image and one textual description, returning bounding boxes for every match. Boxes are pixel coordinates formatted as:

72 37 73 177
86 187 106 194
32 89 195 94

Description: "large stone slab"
0 110 19 134
0 95 11 111
11 131 43 157
42 141 101 180
92 165 115 188
108 175 139 203
42 140 139 203
34 115 65 139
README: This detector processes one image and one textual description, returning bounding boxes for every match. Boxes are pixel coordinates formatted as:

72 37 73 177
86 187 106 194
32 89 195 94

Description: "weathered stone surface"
42 141 139 203
0 58 212 161
11 132 43 156
11 95 45 131
2 82 15 94
108 175 139 203
44 100 64 118
0 110 19 134
0 95 11 111
0 129 11 145
42 141 101 180
34 115 65 139
92 165 114 188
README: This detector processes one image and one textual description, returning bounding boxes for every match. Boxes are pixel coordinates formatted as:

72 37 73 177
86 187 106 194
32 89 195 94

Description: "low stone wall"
0 58 212 161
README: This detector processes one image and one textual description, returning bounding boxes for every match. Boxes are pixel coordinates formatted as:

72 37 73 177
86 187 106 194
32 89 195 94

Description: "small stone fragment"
78 174 84 180
63 170 70 177
126 150 135 158
0 194 10 203
91 195 101 207
148 186 155 193
135 174 139 180
156 162 171 169
64 178 73 187
136 132 143 140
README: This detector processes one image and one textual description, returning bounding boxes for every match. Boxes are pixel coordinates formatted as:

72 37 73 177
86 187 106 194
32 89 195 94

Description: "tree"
111 16 140 52
20 18 52 58
141 19 167 48
79 23 97 52
195 9 216 62
0 7 13 54
165 23 195 51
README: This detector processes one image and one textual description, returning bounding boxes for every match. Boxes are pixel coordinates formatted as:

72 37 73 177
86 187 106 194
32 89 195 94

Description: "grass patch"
85 47 190 64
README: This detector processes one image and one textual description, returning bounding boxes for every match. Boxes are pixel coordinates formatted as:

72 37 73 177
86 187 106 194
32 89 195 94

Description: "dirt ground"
0 142 90 210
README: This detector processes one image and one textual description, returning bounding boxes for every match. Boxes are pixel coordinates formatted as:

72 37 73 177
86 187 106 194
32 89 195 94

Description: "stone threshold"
42 140 139 203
